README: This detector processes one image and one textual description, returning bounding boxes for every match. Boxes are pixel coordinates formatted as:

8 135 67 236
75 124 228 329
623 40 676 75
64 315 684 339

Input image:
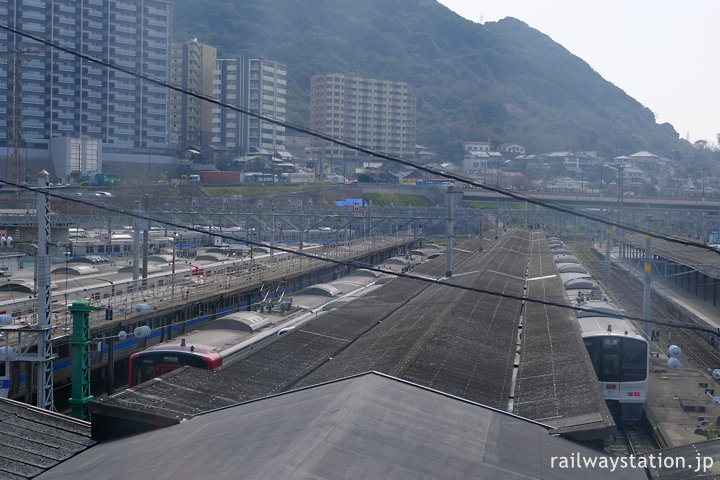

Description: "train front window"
600 352 620 382
583 337 601 373
134 358 158 386
132 352 211 386
621 339 648 381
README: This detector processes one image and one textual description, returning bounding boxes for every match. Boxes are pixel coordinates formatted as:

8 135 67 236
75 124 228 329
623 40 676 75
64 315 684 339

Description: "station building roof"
0 397 94 479
43 372 644 480
622 234 720 279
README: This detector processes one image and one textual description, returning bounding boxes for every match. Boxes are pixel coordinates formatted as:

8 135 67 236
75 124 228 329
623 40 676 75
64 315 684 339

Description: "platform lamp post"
68 298 102 421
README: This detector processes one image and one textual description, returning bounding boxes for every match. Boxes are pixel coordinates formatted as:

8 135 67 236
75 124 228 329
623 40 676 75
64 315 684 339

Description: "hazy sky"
438 0 719 145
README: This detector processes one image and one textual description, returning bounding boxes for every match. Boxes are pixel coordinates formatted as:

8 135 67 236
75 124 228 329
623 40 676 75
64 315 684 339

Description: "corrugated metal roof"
0 397 94 479
90 230 612 440
41 373 643 480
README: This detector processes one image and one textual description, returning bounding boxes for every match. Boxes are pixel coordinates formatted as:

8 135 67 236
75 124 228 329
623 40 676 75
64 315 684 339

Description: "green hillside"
171 0 713 166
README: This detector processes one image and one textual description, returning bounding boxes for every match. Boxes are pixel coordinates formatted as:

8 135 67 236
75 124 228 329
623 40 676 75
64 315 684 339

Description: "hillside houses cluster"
393 142 712 197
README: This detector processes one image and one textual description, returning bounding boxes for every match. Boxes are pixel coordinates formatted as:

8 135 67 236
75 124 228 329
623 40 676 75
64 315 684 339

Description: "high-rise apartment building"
211 57 286 155
170 38 216 151
0 0 172 179
310 74 416 164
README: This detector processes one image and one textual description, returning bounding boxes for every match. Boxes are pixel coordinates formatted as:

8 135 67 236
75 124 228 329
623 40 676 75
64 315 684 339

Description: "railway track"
670 327 720 372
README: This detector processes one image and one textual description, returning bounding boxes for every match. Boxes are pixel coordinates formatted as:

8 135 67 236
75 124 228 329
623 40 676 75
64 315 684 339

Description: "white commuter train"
550 236 649 422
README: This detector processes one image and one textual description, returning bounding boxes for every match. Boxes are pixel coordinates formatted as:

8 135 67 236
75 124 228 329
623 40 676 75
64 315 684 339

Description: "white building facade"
211 57 287 155
310 74 416 163
0 0 173 180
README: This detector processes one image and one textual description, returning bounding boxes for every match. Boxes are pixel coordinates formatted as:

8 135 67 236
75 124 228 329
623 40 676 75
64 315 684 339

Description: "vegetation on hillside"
171 0 718 170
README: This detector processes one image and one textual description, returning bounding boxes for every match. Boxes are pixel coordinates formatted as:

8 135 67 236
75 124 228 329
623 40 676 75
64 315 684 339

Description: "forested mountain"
171 0 712 165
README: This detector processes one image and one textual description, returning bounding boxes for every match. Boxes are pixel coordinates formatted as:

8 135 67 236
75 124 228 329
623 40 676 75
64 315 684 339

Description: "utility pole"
605 228 612 291
141 195 150 288
445 185 454 278
271 213 277 263
132 201 141 290
643 235 652 338
617 163 625 233
478 212 483 252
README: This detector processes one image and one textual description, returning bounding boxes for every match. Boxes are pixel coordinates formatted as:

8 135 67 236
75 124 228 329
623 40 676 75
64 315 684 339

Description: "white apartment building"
170 38 217 150
0 0 173 180
211 57 287 155
309 74 416 164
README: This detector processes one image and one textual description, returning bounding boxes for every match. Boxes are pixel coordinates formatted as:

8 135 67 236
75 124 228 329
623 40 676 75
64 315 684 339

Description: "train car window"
0 362 5 377
621 339 648 381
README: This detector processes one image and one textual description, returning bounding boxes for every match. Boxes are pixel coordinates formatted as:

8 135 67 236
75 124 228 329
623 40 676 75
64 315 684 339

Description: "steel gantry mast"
0 171 62 411
36 170 55 410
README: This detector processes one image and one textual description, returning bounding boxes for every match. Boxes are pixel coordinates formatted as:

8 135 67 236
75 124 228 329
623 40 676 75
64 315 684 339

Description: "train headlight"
668 345 682 357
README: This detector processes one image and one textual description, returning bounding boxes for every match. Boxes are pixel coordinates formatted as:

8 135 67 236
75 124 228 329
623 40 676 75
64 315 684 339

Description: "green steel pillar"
68 299 102 420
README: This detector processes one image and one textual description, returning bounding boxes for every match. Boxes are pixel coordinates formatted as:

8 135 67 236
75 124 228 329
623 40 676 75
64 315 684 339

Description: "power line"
0 22 717 256
6 179 720 337
0 24 717 336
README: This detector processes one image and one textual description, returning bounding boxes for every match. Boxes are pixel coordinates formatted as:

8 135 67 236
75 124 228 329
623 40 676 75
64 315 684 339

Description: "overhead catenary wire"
0 22 717 255
0 23 718 337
